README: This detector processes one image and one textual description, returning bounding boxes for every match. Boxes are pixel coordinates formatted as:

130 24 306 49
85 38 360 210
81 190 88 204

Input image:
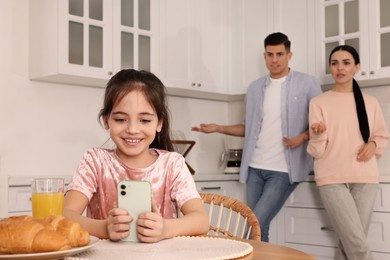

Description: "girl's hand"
136 200 165 243
310 122 326 135
107 205 133 241
357 141 376 162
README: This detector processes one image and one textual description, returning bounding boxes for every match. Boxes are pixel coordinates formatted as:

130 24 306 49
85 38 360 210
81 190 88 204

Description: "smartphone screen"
117 180 152 242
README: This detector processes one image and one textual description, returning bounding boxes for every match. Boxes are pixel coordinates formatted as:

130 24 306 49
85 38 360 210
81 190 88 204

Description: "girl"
307 45 389 259
63 69 209 242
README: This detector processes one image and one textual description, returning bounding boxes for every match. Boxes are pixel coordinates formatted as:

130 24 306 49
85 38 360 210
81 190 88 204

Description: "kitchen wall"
1 0 389 182
0 0 241 181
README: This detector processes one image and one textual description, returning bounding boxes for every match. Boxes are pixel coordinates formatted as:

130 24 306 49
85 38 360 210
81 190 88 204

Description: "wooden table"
235 238 315 260
66 236 315 260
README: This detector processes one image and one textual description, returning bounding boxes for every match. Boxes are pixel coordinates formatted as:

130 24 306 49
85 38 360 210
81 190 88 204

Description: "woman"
307 45 389 260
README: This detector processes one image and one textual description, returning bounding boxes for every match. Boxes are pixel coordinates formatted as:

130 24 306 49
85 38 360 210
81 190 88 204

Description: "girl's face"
329 50 360 85
105 90 162 167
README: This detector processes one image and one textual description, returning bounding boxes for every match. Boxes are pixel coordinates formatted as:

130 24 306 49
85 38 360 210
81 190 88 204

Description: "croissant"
36 215 90 247
0 220 71 254
0 215 90 255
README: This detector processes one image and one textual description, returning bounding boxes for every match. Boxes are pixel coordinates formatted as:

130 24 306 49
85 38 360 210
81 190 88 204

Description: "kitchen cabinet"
236 0 317 94
315 0 390 86
158 0 241 94
271 181 390 259
29 0 159 88
272 0 317 76
195 179 246 237
195 180 245 203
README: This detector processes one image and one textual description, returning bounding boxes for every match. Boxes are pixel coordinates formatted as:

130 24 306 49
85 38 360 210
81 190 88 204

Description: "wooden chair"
200 193 261 241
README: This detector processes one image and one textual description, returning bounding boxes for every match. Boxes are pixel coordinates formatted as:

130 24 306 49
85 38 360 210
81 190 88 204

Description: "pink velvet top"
66 148 200 219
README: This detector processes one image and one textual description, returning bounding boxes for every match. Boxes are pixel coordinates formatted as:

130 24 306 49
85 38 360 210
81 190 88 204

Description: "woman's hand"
136 200 165 243
310 122 327 135
106 206 133 241
357 141 376 162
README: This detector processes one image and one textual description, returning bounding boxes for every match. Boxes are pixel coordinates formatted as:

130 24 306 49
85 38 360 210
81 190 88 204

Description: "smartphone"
117 180 152 242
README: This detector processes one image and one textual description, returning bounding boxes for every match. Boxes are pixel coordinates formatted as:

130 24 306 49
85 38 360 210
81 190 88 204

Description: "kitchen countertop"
306 174 390 183
8 175 73 186
7 173 390 186
192 173 390 183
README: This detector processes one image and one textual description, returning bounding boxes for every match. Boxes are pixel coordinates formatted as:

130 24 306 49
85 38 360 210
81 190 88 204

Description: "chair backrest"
200 193 261 241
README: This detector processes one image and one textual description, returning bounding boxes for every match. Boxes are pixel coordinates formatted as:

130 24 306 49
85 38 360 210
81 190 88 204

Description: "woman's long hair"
329 45 370 143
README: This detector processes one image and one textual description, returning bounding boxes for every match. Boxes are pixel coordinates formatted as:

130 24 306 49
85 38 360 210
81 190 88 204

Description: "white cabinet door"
30 0 158 88
368 0 390 80
273 0 316 76
239 0 270 94
237 0 317 95
30 0 113 87
194 0 228 93
158 0 232 94
315 0 390 86
158 0 194 89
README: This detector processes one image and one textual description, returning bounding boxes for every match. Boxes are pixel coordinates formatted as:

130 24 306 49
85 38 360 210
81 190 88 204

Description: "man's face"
264 44 292 79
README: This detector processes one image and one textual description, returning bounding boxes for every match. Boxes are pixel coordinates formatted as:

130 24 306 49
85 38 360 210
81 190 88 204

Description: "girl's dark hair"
98 69 174 151
329 45 370 143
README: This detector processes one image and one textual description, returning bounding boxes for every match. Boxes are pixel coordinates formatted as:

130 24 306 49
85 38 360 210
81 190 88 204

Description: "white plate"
0 236 99 260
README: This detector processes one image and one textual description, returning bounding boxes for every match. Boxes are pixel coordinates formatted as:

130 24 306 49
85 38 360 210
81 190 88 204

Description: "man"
192 32 322 242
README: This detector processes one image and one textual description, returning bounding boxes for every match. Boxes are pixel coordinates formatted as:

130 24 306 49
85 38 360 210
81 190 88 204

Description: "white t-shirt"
249 76 288 172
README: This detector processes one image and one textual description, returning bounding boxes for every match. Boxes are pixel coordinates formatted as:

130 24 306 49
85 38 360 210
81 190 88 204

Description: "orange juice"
32 192 64 219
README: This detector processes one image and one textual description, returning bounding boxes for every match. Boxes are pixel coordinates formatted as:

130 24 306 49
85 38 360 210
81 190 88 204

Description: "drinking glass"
32 178 64 218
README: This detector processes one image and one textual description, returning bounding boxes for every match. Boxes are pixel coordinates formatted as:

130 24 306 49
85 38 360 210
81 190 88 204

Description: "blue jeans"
246 167 298 242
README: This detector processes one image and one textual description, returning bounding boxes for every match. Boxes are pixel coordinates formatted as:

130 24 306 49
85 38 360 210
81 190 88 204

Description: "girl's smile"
106 90 162 168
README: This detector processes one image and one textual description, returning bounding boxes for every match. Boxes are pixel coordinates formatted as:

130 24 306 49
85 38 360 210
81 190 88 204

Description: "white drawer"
284 208 338 247
8 186 32 212
286 182 390 213
368 212 390 253
285 208 390 253
374 184 390 212
285 182 323 208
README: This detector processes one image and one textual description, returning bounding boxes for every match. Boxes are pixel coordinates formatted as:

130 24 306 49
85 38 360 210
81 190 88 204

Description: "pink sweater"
307 90 389 186
67 148 200 219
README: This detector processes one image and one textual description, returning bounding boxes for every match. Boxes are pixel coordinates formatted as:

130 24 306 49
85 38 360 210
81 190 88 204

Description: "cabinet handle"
361 71 366 76
108 71 113 76
197 83 201 87
320 226 334 231
192 83 196 86
201 186 221 190
370 71 374 75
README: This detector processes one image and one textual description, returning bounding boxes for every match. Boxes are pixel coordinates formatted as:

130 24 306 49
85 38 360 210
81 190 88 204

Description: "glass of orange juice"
32 178 64 219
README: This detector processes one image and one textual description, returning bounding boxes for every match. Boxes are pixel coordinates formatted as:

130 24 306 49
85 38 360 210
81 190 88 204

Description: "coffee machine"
220 136 244 174
222 149 242 174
